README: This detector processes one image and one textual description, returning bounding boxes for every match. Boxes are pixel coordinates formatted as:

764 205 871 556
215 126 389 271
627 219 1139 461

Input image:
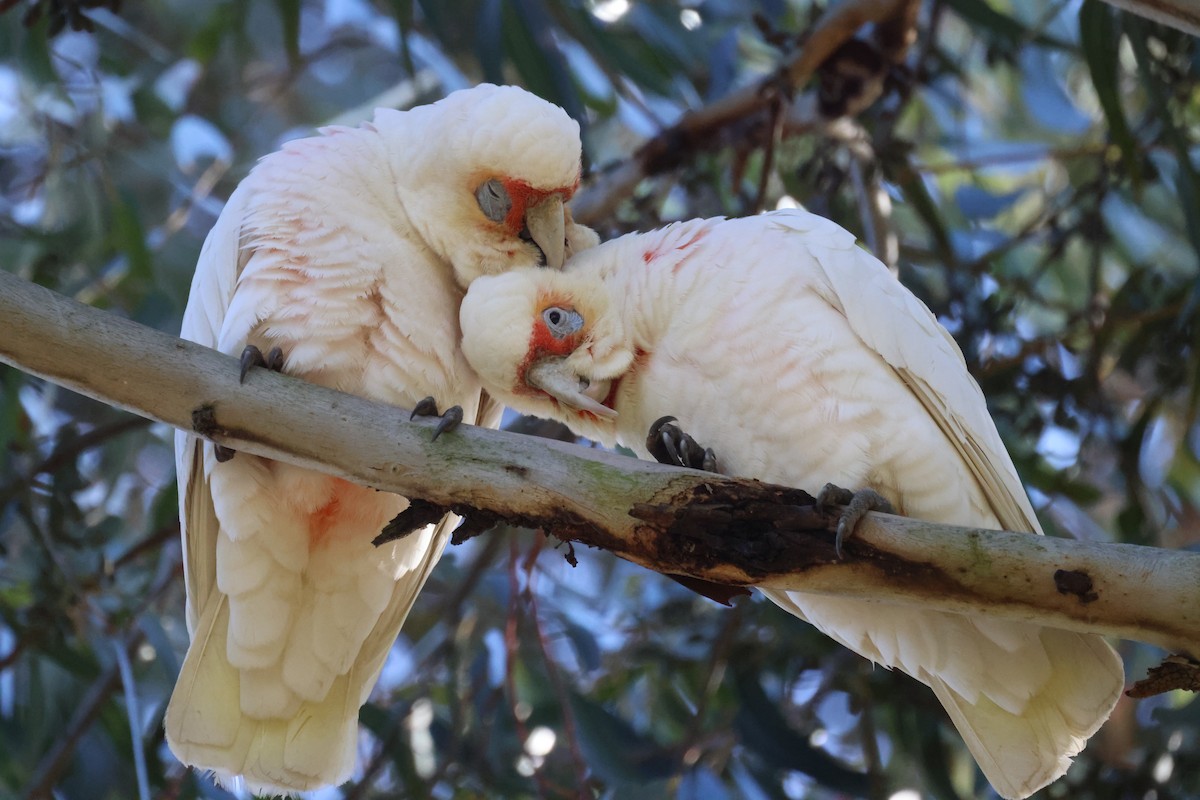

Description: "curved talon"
264 345 284 372
410 396 439 420
661 429 683 465
410 396 463 441
432 405 464 441
645 415 719 473
646 415 679 464
239 344 285 384
816 483 894 558
214 444 236 463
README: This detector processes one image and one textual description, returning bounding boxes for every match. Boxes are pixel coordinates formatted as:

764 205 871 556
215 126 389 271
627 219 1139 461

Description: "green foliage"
1 1 1198 798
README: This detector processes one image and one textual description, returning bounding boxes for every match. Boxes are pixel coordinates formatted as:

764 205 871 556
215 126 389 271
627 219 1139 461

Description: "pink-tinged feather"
458 209 1123 800
169 83 594 794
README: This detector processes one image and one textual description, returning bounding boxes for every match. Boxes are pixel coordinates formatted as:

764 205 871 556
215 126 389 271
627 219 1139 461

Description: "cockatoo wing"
175 183 251 634
456 209 1121 799
784 211 1041 535
169 83 591 794
757 211 1122 800
168 133 493 791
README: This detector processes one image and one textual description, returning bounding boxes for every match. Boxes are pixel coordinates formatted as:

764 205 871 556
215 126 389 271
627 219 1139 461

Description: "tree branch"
570 0 1199 229
1 268 1197 658
571 0 918 226
1102 0 1200 36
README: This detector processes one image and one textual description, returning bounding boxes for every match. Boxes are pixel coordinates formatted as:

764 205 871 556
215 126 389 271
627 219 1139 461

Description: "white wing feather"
758 210 1122 799
175 183 251 634
482 210 1123 800
792 211 1042 534
168 130 492 792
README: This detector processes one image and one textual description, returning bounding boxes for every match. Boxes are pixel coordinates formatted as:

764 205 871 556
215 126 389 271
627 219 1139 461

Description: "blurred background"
0 0 1197 797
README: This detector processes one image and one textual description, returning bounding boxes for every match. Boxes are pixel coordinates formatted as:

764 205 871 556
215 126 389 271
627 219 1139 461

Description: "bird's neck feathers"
581 217 725 345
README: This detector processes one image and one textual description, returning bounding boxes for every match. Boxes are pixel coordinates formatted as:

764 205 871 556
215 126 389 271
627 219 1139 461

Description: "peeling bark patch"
1126 655 1200 698
630 482 834 579
667 573 751 606
191 402 265 457
376 476 967 601
191 403 222 437
1054 569 1099 604
376 499 446 546
559 539 578 568
374 497 598 551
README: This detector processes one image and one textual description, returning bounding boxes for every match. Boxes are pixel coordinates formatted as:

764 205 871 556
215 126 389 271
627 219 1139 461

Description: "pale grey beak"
524 195 566 269
527 358 617 418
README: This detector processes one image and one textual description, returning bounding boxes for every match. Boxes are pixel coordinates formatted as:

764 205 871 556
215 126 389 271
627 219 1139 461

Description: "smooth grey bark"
1 268 1198 656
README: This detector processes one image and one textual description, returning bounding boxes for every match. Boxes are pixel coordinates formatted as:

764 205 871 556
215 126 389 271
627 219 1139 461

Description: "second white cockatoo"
169 83 597 794
457 209 1124 799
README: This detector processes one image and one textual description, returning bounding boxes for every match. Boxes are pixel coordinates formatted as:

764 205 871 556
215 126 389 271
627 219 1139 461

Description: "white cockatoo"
169 84 597 794
457 209 1124 799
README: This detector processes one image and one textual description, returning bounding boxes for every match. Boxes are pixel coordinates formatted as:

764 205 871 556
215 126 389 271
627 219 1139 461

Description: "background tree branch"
1 268 1197 658
1103 0 1200 35
571 0 921 227
3 2 1199 795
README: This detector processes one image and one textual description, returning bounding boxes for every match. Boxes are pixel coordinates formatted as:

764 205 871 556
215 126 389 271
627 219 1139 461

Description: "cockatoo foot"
239 344 285 384
646 416 718 472
410 397 464 441
213 346 285 463
644 417 749 605
815 483 894 558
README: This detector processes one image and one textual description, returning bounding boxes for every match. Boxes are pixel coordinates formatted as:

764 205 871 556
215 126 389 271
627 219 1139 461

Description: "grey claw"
431 405 464 441
661 429 683 465
214 444 236 462
411 397 463 441
645 416 719 473
646 416 679 458
264 346 284 372
410 396 439 421
834 518 850 559
817 483 893 558
239 344 285 384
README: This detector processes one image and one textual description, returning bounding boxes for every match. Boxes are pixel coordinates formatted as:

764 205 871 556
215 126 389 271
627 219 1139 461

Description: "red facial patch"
515 295 584 397
498 179 570 236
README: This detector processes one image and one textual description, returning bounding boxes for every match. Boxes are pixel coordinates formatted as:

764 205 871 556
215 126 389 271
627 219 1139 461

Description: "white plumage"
457 209 1124 799
170 84 595 794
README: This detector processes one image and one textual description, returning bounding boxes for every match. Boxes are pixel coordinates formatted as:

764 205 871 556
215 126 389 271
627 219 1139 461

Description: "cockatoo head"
460 263 635 442
379 84 596 287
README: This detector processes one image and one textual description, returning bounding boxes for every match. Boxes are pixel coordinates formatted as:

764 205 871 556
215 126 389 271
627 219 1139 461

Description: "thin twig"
0 416 150 504
112 639 151 800
22 630 143 799
19 562 178 799
677 602 744 769
526 571 593 799
0 636 27 673
572 0 914 225
505 538 546 800
753 94 786 214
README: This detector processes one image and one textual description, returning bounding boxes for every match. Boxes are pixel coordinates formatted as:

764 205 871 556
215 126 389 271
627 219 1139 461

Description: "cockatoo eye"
542 306 583 338
475 179 512 222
